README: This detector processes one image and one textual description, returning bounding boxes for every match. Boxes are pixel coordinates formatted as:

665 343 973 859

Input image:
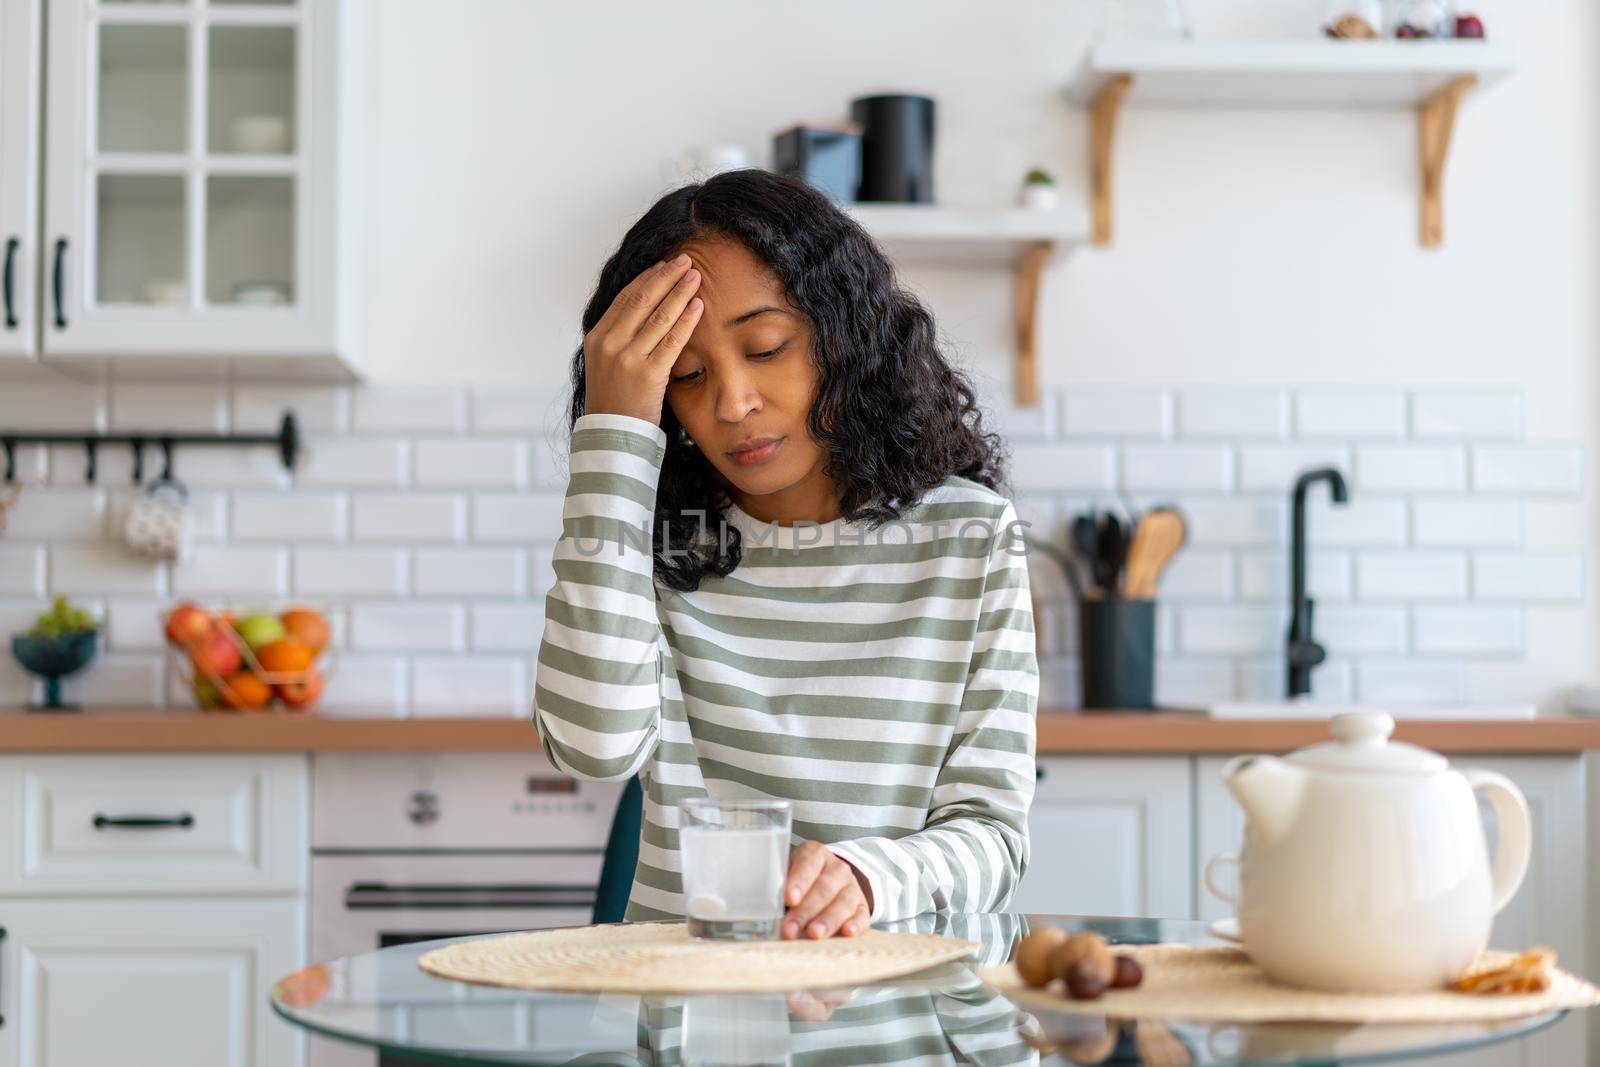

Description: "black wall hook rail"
0 412 298 485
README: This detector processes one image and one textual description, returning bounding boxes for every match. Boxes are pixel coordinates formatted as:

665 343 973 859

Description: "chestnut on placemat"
418 922 977 994
982 944 1600 1024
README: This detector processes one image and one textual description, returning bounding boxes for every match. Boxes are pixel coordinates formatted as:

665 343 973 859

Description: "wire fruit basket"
161 602 338 713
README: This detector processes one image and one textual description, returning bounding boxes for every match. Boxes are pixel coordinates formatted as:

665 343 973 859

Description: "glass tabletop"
270 913 1563 1066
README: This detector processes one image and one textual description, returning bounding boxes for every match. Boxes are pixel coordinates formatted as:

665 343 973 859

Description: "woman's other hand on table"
782 840 871 939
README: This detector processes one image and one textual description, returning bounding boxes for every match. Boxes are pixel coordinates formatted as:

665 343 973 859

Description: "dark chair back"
591 775 643 924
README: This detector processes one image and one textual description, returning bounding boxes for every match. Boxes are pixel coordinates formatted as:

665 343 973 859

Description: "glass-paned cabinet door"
44 0 329 358
0 0 44 360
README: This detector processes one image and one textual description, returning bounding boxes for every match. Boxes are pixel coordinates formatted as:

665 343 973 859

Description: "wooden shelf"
847 205 1089 407
1069 40 1514 246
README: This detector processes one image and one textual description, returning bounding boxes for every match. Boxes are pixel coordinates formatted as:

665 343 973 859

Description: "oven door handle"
343 882 597 910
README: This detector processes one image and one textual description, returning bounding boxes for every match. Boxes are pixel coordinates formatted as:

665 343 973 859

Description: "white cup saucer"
1206 917 1242 943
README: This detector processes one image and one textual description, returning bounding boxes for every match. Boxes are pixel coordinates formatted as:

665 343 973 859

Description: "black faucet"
1287 467 1349 698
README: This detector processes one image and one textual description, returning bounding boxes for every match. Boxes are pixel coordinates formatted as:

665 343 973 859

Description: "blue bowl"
11 631 99 712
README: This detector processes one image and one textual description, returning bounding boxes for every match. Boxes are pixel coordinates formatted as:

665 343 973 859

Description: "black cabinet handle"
51 237 66 329
0 925 7 1028
3 238 17 329
1036 765 1046 781
92 813 195 830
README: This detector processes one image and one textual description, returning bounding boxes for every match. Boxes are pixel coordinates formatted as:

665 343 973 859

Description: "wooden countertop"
2 709 1599 753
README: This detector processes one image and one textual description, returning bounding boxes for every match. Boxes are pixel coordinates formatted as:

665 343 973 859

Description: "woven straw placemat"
981 944 1600 1023
417 922 978 994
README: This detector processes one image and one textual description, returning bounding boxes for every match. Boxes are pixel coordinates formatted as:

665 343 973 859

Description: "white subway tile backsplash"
1357 552 1466 601
60 653 164 708
1411 498 1520 548
352 494 467 543
232 492 346 542
1183 499 1284 548
0 382 106 431
470 603 546 652
414 549 526 596
1472 445 1583 494
1315 606 1408 654
1295 391 1405 439
1153 550 1233 601
293 548 408 596
0 547 45 596
1354 446 1466 492
1305 495 1407 547
233 385 349 434
296 439 410 489
319 654 409 715
1413 607 1522 655
171 547 289 598
471 387 569 436
1006 444 1115 491
353 386 466 434
50 545 165 596
472 493 565 542
1411 392 1520 440
412 657 526 714
1121 445 1231 492
1177 390 1288 440
1472 553 1583 601
105 599 167 652
350 602 466 652
3 489 106 541
110 385 229 433
414 439 528 488
1237 445 1350 493
1356 661 1464 705
1178 606 1283 654
10 379 1578 714
1236 551 1351 603
1062 389 1170 439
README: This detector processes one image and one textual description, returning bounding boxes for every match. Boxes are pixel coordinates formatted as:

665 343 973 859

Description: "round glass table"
271 913 1564 1066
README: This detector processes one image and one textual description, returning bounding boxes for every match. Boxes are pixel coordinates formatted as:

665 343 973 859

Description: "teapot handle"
1461 768 1531 915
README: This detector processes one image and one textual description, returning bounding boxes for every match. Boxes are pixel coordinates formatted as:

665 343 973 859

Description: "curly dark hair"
569 168 1007 592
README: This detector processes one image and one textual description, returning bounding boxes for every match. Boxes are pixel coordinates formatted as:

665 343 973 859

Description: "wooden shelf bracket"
1013 241 1053 406
1090 73 1133 245
1418 73 1476 247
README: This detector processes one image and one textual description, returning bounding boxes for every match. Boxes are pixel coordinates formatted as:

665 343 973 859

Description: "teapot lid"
1286 712 1447 774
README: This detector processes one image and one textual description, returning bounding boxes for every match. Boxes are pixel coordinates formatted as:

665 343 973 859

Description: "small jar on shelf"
1391 0 1454 38
1324 0 1384 39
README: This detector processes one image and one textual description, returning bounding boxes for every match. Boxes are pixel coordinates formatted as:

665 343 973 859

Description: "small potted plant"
11 596 100 712
1019 168 1060 210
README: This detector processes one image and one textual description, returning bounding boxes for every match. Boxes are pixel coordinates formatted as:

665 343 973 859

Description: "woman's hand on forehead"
582 254 704 426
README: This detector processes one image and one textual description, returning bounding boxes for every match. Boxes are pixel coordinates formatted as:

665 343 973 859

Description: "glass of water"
678 797 792 941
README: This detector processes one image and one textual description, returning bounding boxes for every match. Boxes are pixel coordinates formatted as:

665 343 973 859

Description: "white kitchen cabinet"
1012 756 1193 919
0 754 309 1067
0 897 305 1067
0 754 307 895
0 0 42 360
1195 754 1589 1067
37 0 368 374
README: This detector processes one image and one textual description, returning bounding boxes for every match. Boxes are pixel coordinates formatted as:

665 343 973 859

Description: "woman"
534 169 1038 940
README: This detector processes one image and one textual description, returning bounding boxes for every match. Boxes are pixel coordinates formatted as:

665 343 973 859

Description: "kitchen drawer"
0 754 308 896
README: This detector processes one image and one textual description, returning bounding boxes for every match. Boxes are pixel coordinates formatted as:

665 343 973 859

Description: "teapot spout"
1221 754 1305 845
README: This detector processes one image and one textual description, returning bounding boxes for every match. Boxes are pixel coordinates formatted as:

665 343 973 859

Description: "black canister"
1078 598 1157 711
849 94 936 203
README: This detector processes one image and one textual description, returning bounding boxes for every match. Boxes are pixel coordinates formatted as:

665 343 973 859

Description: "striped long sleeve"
825 509 1038 923
532 413 668 782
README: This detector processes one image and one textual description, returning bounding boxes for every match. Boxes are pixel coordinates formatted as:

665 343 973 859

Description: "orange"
220 671 273 710
257 637 314 675
279 609 330 655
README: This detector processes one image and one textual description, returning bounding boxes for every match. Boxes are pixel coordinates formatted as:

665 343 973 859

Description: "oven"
308 752 623 1067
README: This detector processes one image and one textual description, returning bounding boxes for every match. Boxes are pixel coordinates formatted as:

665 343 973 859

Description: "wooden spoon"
1121 507 1187 599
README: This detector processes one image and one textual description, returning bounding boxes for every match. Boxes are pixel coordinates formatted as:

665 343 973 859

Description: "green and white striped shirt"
533 413 1038 923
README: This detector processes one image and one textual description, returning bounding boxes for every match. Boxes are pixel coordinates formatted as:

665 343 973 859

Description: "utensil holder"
1079 598 1156 711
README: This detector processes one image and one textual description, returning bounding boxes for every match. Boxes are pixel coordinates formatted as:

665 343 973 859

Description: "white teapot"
1204 711 1531 992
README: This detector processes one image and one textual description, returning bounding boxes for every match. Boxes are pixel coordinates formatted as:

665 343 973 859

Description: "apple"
1455 13 1485 38
276 669 325 711
235 613 286 653
164 602 213 647
189 625 243 677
